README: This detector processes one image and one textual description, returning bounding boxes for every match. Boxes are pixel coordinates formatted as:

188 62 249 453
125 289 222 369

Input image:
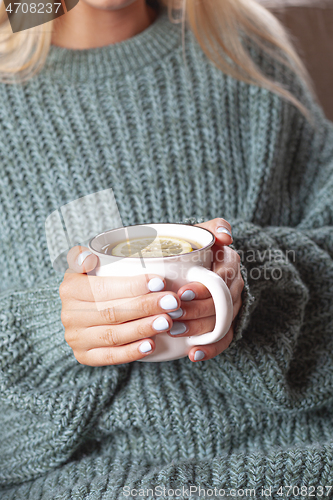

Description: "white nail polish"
148 278 165 292
170 322 187 336
168 308 183 320
139 341 152 354
194 350 205 361
153 317 169 331
181 290 195 301
217 227 232 238
77 251 93 266
159 295 178 311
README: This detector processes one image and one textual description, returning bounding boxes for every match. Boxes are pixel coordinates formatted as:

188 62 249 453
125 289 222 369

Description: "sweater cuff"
228 244 256 343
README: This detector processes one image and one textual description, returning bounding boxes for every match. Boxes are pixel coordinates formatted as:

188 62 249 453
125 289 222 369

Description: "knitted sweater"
1 7 333 499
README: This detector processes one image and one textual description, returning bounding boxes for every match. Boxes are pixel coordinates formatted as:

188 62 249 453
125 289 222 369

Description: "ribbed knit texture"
1 7 333 499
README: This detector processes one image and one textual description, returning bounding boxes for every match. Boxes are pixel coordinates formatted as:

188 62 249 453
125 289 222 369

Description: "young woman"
0 0 332 498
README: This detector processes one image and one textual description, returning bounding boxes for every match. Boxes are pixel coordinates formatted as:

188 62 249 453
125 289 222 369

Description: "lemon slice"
111 236 193 258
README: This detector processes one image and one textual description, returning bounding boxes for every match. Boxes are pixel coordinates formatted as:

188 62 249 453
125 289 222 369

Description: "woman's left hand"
169 218 244 362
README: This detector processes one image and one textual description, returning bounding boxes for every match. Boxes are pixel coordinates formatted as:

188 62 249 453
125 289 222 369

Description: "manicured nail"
168 308 183 319
194 350 205 361
159 295 178 311
139 341 152 354
77 251 93 266
153 317 170 331
170 322 187 336
217 227 232 238
180 290 195 301
148 277 165 292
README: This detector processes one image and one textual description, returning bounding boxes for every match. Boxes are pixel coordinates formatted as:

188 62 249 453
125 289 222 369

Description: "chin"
81 0 138 10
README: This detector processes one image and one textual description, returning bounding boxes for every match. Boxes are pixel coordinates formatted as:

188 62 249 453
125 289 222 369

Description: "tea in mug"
101 236 202 258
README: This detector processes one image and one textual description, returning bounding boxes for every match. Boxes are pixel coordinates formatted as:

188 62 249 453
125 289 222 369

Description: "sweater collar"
43 8 182 81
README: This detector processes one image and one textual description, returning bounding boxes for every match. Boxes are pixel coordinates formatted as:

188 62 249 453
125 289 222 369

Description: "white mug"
88 223 233 362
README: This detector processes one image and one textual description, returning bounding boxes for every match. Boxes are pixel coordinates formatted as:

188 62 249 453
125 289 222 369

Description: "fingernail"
77 251 93 266
148 277 165 292
159 295 178 311
168 308 183 319
153 317 170 331
217 227 232 238
194 350 205 361
170 322 187 336
139 341 152 354
180 290 195 301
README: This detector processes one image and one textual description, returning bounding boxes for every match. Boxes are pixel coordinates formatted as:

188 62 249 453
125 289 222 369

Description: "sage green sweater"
1 7 333 500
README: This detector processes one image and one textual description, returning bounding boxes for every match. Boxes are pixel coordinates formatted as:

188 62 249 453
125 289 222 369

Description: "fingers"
229 275 245 307
60 272 167 302
188 322 234 363
232 297 242 320
195 217 233 245
176 246 242 301
168 298 215 322
67 246 99 274
168 315 216 338
177 282 211 301
62 291 180 326
171 283 242 324
212 246 241 287
74 338 157 367
66 314 172 350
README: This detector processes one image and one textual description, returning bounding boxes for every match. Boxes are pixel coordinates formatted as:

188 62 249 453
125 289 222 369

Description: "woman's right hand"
59 246 179 366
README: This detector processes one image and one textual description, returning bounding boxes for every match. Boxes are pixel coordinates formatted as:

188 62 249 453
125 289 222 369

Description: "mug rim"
88 222 215 261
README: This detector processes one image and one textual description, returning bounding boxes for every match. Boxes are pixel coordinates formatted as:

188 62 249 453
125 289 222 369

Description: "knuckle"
101 306 117 324
226 266 236 281
64 327 77 345
59 273 77 299
127 278 137 297
140 296 154 317
105 348 116 365
190 305 202 320
94 277 107 300
103 327 119 346
73 350 87 365
131 274 148 296
61 308 72 328
193 317 206 335
136 321 151 339
59 280 69 300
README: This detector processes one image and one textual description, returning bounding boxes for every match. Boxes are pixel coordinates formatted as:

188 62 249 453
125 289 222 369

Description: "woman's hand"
171 218 244 363
60 246 181 366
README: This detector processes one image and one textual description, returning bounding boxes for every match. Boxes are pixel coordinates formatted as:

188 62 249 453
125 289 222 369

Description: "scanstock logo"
4 0 79 32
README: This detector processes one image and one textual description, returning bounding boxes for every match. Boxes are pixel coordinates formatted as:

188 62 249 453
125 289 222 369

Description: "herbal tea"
101 236 202 258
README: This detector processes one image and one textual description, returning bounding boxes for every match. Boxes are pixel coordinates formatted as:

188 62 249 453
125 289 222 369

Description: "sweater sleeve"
186 76 333 358
229 88 333 354
0 279 132 486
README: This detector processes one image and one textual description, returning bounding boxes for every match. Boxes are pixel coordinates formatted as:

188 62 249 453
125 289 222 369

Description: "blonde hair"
0 0 316 122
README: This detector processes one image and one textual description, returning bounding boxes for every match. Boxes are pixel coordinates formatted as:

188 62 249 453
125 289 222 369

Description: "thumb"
66 245 99 274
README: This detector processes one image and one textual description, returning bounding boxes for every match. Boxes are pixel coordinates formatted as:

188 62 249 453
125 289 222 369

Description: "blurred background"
259 0 333 122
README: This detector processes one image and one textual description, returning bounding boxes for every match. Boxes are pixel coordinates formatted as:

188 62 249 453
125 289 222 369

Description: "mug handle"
185 266 233 346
